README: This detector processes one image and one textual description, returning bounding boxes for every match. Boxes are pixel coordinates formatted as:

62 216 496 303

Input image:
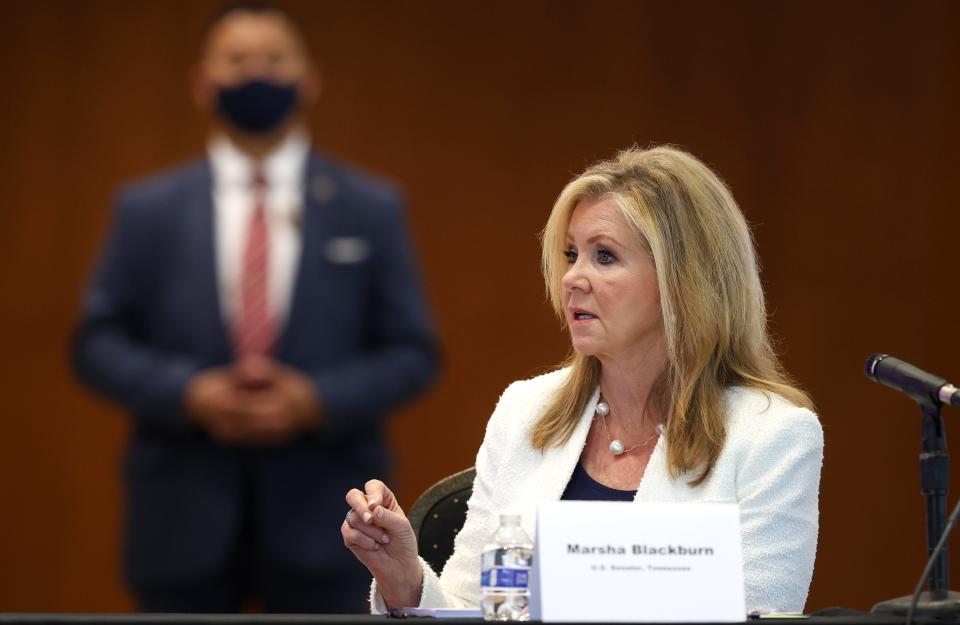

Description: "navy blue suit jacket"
73 152 438 586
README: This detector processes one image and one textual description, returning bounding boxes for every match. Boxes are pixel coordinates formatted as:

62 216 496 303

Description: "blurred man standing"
72 3 437 613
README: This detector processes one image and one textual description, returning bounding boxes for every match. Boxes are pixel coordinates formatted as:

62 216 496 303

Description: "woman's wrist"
379 564 425 609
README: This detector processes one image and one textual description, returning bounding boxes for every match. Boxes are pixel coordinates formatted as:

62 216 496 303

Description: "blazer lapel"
534 386 601 503
275 154 342 359
184 162 232 363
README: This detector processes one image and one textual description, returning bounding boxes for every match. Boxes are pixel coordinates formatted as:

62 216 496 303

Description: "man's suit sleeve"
311 195 438 435
71 189 201 434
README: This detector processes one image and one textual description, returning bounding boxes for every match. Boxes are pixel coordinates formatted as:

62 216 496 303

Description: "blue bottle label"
481 566 530 589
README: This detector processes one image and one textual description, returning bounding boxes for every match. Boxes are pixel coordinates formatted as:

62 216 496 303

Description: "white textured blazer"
372 368 824 614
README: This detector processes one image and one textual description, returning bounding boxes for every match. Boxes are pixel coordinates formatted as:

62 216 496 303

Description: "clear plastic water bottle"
480 514 534 621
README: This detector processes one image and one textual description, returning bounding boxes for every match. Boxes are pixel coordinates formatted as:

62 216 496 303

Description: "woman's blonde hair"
535 145 812 485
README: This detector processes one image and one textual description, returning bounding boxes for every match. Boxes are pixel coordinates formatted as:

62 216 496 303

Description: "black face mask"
216 79 299 134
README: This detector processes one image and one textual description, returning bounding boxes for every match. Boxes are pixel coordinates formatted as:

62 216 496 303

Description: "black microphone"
865 354 960 408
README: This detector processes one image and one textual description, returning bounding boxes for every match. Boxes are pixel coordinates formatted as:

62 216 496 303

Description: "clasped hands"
185 355 322 445
343 480 423 609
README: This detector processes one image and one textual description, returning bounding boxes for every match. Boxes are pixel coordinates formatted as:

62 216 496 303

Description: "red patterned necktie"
233 168 276 358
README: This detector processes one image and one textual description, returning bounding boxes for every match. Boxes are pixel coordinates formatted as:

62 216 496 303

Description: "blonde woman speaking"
341 146 823 614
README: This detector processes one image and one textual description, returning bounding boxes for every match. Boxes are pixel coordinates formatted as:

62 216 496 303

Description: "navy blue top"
560 462 637 501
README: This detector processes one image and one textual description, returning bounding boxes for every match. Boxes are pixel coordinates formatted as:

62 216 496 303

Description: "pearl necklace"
595 393 665 456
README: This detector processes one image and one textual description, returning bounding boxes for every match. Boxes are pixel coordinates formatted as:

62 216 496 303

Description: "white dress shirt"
208 130 310 330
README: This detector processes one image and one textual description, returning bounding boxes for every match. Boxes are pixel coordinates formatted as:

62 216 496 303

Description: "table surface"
0 616 912 625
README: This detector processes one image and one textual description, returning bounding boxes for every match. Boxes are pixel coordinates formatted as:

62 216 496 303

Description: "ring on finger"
345 510 353 528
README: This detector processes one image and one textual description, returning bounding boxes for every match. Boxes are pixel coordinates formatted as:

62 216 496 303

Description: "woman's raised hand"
342 479 424 608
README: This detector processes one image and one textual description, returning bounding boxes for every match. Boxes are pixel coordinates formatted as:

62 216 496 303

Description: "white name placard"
530 501 746 622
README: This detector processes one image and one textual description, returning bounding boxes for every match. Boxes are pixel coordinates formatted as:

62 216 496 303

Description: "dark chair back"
408 467 476 573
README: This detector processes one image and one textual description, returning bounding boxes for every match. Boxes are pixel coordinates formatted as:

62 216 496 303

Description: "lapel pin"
309 174 337 204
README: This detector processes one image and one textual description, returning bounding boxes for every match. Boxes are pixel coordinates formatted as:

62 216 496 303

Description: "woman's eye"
563 249 577 263
597 249 616 264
